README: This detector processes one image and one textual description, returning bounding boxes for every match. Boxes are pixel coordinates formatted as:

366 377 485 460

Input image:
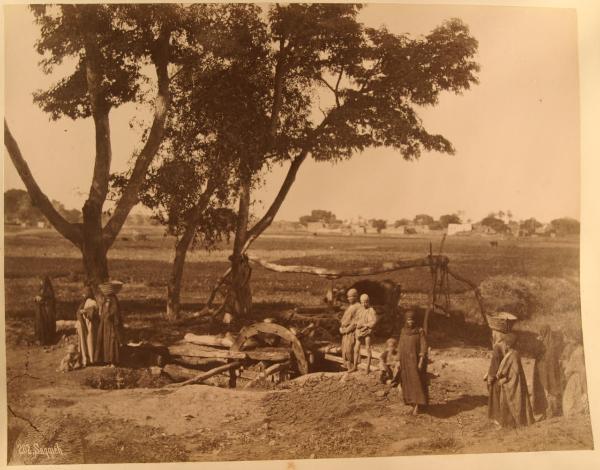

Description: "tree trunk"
225 179 253 316
166 223 196 321
81 199 109 288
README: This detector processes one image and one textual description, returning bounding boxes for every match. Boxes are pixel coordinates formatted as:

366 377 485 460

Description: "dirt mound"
265 373 392 428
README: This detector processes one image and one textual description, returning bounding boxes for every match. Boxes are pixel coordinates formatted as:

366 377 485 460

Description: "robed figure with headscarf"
34 276 56 345
398 310 428 414
532 325 563 418
496 333 535 427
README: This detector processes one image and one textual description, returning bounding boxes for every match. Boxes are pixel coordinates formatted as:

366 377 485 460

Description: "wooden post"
228 359 237 388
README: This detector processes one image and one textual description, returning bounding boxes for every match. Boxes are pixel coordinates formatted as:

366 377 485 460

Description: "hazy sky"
3 4 580 223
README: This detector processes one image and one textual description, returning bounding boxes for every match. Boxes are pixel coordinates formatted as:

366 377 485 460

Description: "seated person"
379 337 401 385
57 344 82 372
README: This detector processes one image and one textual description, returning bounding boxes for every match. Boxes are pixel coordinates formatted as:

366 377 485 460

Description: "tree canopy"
439 213 462 228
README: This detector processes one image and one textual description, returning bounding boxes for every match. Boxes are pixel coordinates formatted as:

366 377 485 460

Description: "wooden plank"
170 356 227 367
168 343 291 362
183 333 235 348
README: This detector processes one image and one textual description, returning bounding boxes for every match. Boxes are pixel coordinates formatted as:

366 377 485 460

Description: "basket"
98 281 124 296
486 312 518 333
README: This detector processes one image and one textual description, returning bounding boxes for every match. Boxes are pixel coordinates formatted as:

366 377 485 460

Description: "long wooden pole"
248 254 449 279
167 361 242 388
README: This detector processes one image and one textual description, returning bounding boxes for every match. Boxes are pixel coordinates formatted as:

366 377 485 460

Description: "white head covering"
360 293 369 302
347 288 358 298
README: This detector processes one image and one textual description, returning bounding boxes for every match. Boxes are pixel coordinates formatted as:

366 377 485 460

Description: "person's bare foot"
412 405 419 415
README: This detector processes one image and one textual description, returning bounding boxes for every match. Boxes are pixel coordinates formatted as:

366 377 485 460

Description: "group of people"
34 277 125 370
339 287 587 423
339 288 429 415
486 323 587 428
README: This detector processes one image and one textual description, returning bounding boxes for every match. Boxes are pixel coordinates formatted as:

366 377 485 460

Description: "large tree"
138 152 236 320
4 4 202 288
198 4 480 316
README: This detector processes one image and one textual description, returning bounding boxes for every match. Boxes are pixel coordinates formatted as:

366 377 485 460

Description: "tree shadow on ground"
426 394 488 419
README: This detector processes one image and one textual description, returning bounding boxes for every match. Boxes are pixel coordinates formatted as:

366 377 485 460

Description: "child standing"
354 294 377 373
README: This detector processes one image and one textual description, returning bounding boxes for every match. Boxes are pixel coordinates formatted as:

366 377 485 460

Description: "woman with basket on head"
484 312 517 426
495 332 535 427
94 281 124 367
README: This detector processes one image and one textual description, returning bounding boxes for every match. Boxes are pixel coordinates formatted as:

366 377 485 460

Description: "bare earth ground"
4 228 593 463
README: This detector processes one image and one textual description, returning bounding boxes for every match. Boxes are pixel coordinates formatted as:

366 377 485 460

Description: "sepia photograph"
2 1 598 466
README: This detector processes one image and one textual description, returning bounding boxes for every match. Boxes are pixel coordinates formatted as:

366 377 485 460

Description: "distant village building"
384 226 406 235
473 222 496 235
447 223 472 236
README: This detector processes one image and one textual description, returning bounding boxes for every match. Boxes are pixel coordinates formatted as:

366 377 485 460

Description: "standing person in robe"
532 325 563 419
34 276 56 345
485 339 505 426
495 333 535 427
339 288 361 371
398 310 428 415
95 281 124 367
75 284 99 367
484 328 510 425
353 293 377 373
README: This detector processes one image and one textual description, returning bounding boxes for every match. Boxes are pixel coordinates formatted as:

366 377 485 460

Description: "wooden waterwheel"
230 321 309 376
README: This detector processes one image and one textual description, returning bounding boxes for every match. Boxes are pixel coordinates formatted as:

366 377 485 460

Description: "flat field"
4 226 591 464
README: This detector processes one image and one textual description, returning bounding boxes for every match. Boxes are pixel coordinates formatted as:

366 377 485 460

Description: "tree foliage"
394 218 411 228
414 214 435 226
519 217 542 236
370 219 387 233
4 189 81 225
439 213 462 228
480 216 508 233
550 217 580 236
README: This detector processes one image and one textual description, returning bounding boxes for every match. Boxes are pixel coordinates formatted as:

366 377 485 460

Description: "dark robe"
398 326 428 405
94 295 123 365
487 342 504 422
532 329 563 416
34 291 56 346
496 349 535 427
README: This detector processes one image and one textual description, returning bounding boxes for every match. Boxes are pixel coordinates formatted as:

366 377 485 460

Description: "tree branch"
243 114 333 252
102 28 172 247
267 37 288 146
77 5 112 207
4 120 82 246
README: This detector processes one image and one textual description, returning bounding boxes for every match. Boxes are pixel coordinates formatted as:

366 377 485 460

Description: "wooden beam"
167 361 242 388
168 343 291 362
183 333 235 348
248 254 449 279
